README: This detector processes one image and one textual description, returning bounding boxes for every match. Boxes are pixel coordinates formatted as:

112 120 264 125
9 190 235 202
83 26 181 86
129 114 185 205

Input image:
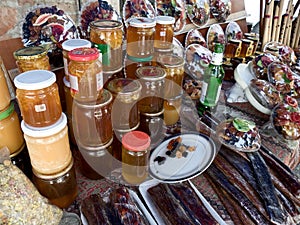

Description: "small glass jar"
68 47 103 102
224 39 242 58
107 78 141 130
10 145 32 179
0 61 11 111
14 70 62 127
78 138 113 180
157 54 185 98
62 39 92 81
21 113 73 175
136 66 166 116
126 17 156 59
154 16 175 50
32 159 78 209
163 93 182 126
0 102 25 155
122 131 150 185
72 89 113 148
90 20 124 73
247 36 259 55
63 76 73 117
239 39 254 58
13 46 51 73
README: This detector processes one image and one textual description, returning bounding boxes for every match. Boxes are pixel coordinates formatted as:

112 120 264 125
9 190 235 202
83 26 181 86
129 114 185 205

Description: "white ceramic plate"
149 133 216 183
139 179 227 225
80 189 157 225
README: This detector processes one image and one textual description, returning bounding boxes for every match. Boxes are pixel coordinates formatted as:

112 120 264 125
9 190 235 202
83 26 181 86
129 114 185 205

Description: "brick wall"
0 0 120 41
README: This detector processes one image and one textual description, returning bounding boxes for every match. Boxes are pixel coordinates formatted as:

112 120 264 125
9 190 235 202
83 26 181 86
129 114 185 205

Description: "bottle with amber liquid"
198 43 225 116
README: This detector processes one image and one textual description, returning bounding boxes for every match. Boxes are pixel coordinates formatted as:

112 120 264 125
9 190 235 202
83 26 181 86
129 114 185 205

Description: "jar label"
63 57 69 76
96 72 103 91
94 43 110 66
69 74 79 93
35 104 47 112
160 31 166 37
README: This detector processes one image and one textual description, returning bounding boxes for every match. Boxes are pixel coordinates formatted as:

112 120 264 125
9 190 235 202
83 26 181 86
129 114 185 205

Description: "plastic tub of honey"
14 70 62 127
21 113 72 175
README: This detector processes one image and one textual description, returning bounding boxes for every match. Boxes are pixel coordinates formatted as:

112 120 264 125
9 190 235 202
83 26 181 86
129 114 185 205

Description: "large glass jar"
62 39 92 81
78 138 113 180
13 46 51 73
21 113 73 175
126 17 156 59
72 89 113 148
122 131 150 185
0 102 25 155
90 20 123 73
154 16 175 50
136 66 166 116
14 70 62 127
0 59 11 111
157 54 185 98
107 78 141 131
124 54 155 79
68 47 103 102
32 159 78 209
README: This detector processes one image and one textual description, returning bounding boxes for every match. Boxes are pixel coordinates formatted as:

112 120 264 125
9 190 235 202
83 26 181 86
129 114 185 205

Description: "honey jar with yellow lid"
13 46 51 73
14 70 62 127
0 102 25 155
68 47 103 102
90 20 123 73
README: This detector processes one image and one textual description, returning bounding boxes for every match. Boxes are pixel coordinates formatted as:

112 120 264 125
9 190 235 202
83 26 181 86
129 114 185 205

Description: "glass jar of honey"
32 159 78 209
136 66 166 116
122 131 150 185
13 46 51 73
72 89 113 148
124 54 155 79
14 70 62 127
21 113 73 175
63 76 73 118
107 78 141 131
90 20 123 73
157 54 185 98
126 17 156 59
0 102 25 155
154 16 175 50
68 47 103 102
62 39 92 80
239 39 254 58
0 60 11 111
78 138 113 180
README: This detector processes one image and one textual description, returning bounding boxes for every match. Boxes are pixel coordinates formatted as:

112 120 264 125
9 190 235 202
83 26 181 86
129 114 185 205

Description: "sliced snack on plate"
250 53 279 80
216 117 261 152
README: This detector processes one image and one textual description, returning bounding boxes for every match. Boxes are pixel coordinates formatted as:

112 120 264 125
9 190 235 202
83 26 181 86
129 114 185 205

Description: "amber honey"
68 47 103 102
14 70 62 127
14 46 51 73
239 39 254 58
154 16 175 50
32 159 78 209
72 89 113 148
136 66 166 116
122 131 150 185
126 17 156 59
224 39 242 58
90 20 123 73
0 59 11 111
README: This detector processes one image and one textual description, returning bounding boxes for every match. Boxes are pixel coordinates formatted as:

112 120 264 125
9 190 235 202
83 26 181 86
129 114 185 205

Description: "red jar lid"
122 131 150 152
68 47 99 61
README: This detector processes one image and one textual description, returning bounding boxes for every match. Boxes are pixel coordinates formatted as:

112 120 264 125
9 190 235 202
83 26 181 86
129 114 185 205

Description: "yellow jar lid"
14 46 48 60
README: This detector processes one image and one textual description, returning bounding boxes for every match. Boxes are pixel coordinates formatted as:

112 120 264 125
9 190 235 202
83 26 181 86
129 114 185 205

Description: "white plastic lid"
14 70 56 90
245 88 271 115
62 39 92 52
21 113 67 137
63 76 70 88
156 16 175 25
129 17 156 28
